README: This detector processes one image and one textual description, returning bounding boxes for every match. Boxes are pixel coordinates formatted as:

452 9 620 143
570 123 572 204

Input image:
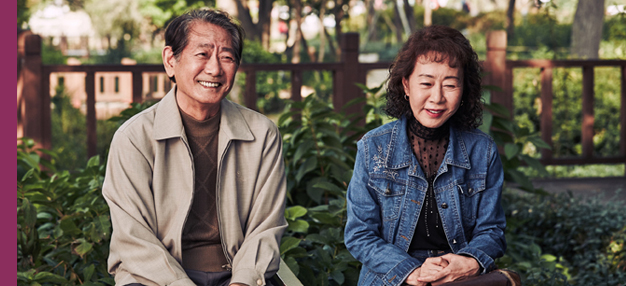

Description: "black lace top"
407 117 451 251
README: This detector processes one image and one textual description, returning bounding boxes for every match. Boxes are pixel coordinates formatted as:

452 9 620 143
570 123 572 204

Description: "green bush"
277 95 379 285
18 138 112 286
50 85 118 171
499 190 626 285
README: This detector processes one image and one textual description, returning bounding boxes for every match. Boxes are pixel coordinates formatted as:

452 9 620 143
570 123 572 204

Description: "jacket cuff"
456 248 495 274
231 268 265 286
381 256 421 286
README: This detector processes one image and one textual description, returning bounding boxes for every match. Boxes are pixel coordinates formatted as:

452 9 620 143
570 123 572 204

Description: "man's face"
163 21 238 119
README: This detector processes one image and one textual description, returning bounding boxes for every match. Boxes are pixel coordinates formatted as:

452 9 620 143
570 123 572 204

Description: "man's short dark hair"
385 25 483 130
164 9 245 83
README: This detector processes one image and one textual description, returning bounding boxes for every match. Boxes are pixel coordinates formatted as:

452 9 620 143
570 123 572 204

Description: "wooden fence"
16 30 626 173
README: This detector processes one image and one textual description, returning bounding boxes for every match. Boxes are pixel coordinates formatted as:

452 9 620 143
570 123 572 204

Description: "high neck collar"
408 117 450 140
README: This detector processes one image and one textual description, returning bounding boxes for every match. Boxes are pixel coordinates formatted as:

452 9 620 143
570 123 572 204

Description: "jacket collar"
385 116 471 171
153 88 253 142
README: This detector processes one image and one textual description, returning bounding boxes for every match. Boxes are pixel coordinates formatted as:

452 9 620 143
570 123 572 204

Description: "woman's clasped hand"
405 254 481 285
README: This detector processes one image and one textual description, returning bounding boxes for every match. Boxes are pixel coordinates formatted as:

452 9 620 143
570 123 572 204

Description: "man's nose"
204 55 222 75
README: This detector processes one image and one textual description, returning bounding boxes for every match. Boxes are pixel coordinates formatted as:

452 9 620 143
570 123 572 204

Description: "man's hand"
417 254 480 286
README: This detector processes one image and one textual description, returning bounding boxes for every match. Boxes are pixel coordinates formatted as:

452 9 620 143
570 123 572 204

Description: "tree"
506 0 515 39
232 0 274 49
571 0 605 59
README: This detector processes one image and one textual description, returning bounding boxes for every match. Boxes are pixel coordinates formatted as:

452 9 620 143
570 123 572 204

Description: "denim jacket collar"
385 116 471 174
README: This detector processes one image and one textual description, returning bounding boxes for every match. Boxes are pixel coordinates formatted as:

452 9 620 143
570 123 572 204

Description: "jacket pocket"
368 177 406 221
457 176 486 229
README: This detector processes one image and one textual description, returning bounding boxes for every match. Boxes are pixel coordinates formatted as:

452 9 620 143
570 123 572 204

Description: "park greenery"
18 0 626 285
18 84 626 285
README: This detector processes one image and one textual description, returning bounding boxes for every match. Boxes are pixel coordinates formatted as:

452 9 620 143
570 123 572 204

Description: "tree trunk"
506 0 516 39
333 0 345 58
291 0 303 63
365 0 378 42
402 0 416 33
393 2 404 43
318 0 327 62
234 0 260 42
424 0 432 26
571 0 605 59
258 0 274 49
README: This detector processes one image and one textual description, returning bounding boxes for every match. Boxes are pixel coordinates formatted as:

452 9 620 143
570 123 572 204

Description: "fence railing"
17 30 626 174
502 60 626 166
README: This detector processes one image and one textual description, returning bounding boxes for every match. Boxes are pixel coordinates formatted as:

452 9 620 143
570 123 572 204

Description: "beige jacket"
103 89 287 286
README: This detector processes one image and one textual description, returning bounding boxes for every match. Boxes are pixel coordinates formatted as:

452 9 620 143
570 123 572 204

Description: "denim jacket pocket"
457 176 486 229
368 176 406 221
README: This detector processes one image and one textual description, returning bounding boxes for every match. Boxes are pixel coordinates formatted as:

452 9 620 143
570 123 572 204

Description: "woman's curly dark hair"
384 25 483 130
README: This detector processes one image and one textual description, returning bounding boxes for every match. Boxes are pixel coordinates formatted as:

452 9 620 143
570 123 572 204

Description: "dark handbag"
441 269 521 286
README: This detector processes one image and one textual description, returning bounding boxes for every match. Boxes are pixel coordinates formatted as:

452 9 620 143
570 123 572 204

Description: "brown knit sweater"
179 108 229 272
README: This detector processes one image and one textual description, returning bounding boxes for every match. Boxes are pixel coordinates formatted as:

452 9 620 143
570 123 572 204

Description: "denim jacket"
344 117 506 286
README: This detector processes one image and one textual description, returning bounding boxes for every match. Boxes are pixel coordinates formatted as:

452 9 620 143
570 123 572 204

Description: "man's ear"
162 46 176 79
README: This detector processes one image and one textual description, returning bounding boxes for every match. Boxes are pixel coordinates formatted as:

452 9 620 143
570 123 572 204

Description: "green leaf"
286 219 309 233
293 140 315 163
83 264 95 282
507 169 534 191
72 238 93 257
295 156 318 183
312 180 345 194
331 270 345 284
528 136 552 150
504 143 520 159
306 233 330 245
280 237 301 255
484 102 510 117
541 254 557 262
479 112 493 134
21 198 38 228
17 269 36 281
521 155 549 177
284 256 300 276
285 206 307 220
33 272 68 284
59 217 81 236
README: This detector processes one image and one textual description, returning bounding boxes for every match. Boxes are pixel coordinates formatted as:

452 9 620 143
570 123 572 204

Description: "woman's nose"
429 84 444 103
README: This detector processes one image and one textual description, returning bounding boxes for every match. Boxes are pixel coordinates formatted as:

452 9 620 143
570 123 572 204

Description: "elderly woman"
344 25 506 286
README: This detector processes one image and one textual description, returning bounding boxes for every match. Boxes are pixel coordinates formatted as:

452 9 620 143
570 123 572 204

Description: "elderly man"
103 9 287 286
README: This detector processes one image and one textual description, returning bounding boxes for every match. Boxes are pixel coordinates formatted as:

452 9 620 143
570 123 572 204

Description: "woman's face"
402 56 463 128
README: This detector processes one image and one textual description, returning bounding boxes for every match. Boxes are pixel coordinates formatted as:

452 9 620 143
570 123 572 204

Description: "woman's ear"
402 77 410 96
162 46 176 79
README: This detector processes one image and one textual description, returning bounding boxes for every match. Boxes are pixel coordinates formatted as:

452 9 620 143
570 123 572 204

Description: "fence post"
334 33 365 122
484 31 511 116
18 33 51 150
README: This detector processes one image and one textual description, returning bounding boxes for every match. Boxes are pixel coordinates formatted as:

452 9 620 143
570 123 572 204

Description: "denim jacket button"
385 188 391 195
468 187 474 194
441 203 448 209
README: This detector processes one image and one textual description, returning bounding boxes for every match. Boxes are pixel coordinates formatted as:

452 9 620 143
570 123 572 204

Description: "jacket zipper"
180 136 196 262
216 139 234 269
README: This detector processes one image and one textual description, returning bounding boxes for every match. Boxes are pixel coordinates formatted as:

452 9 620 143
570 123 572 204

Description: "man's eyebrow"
196 43 215 49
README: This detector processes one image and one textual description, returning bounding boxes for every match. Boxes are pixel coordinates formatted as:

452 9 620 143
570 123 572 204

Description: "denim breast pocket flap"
368 177 406 220
457 176 486 197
